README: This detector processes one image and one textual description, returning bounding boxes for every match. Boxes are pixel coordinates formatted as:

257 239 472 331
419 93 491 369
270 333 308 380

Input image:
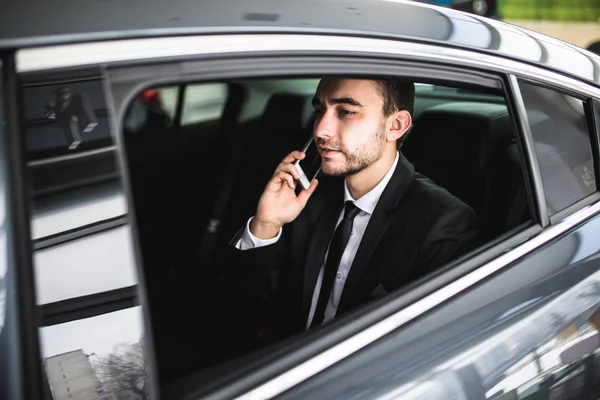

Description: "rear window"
519 81 597 215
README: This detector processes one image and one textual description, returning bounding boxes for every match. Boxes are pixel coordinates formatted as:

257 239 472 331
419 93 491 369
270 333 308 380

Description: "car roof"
3 0 600 87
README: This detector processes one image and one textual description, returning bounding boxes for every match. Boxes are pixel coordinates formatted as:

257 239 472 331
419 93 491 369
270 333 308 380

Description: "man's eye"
340 109 355 116
313 109 324 115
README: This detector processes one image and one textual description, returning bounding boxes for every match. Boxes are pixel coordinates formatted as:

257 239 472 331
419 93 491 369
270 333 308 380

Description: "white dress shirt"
237 152 399 329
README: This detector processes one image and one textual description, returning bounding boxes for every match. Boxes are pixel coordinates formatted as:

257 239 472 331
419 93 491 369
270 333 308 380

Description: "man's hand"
250 151 319 239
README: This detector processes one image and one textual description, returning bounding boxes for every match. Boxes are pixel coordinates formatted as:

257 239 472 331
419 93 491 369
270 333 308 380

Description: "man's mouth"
319 146 341 157
319 144 340 151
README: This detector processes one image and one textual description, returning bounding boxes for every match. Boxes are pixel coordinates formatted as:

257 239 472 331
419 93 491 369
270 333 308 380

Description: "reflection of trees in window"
94 336 149 400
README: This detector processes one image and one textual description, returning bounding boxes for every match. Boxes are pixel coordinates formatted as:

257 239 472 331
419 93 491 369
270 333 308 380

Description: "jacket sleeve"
224 223 289 300
418 204 480 273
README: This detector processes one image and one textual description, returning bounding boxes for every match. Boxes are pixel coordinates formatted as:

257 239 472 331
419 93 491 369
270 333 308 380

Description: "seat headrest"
261 93 314 132
404 102 513 170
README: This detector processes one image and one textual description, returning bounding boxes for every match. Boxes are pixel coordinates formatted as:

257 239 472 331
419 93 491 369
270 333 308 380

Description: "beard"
317 122 386 177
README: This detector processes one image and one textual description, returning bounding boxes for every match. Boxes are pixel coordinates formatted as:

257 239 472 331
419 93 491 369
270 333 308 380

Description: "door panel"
280 207 600 399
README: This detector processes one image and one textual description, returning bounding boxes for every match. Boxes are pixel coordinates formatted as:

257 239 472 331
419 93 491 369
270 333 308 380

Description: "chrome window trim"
27 145 116 167
237 200 600 399
550 192 600 225
507 74 549 227
16 34 600 100
33 214 127 251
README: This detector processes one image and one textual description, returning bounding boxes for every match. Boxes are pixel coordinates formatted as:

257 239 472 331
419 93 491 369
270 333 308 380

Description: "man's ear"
387 110 412 142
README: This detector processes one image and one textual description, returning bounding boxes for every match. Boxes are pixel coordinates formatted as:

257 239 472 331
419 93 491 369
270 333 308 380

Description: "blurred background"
428 0 600 52
500 0 600 50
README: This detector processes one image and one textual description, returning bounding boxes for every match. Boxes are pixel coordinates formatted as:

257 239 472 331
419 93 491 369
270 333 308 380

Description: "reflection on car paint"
31 179 126 240
0 164 6 333
409 227 600 399
445 12 492 48
34 226 137 304
280 209 600 399
40 307 145 399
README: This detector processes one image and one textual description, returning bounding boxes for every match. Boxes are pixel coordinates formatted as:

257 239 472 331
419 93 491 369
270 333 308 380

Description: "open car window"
102 60 535 398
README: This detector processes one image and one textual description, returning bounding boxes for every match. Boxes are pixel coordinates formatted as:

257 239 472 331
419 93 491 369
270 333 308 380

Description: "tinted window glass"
22 79 111 159
181 83 227 126
519 81 596 214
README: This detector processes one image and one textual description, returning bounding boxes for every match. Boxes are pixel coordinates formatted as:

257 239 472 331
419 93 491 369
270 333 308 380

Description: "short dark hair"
373 80 415 148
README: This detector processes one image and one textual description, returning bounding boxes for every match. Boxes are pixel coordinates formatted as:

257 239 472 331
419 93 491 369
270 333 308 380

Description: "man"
229 78 479 338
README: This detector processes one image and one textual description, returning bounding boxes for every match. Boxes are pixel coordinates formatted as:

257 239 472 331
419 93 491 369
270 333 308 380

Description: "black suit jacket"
228 153 479 338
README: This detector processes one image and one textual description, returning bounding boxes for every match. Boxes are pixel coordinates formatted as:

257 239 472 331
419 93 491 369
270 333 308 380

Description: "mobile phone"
294 137 321 190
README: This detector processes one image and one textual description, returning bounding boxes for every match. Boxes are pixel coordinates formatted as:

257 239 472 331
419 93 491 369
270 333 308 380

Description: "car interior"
24 73 535 396
114 77 534 390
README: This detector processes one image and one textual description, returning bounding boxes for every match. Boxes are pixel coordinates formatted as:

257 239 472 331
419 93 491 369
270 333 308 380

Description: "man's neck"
345 147 397 200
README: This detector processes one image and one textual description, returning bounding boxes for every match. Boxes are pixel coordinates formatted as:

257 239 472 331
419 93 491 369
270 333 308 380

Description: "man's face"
312 78 389 177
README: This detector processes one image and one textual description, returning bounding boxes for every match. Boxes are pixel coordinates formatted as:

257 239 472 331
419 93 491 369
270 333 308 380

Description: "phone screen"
300 139 321 181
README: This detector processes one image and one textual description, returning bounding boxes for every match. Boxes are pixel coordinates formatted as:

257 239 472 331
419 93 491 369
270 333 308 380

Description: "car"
2 0 600 399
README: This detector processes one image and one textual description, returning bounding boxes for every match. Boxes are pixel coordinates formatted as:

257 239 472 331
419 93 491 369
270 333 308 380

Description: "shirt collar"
343 151 399 215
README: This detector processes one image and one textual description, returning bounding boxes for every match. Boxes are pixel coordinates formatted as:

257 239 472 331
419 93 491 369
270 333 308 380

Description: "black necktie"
310 201 360 328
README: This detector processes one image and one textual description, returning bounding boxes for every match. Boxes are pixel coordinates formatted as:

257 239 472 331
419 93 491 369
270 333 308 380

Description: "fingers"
272 151 307 179
275 162 302 180
297 178 319 205
281 151 305 165
272 171 296 190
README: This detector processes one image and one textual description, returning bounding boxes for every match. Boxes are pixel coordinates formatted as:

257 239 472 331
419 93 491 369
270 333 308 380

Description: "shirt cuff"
235 217 282 250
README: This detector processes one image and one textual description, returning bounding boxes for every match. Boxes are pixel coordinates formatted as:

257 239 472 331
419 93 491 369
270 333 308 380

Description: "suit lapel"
339 154 415 311
301 180 344 322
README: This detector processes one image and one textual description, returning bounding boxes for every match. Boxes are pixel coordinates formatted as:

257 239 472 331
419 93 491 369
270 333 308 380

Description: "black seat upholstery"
403 102 530 241
123 85 249 383
484 113 530 239
202 92 315 260
404 102 511 217
246 92 315 191
186 92 317 367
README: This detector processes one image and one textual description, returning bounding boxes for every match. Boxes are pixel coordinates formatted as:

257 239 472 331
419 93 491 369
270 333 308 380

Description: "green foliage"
499 0 600 21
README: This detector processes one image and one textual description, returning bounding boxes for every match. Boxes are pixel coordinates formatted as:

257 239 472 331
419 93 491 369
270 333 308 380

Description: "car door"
265 75 600 400
14 32 600 400
97 35 537 399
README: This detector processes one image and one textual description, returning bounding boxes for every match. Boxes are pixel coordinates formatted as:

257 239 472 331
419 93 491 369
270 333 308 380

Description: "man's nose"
314 112 335 139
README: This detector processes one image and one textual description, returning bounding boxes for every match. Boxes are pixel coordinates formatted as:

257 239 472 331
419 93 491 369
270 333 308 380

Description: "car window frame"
0 51 44 400
102 52 549 398
592 98 600 187
513 77 600 224
18 67 144 400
